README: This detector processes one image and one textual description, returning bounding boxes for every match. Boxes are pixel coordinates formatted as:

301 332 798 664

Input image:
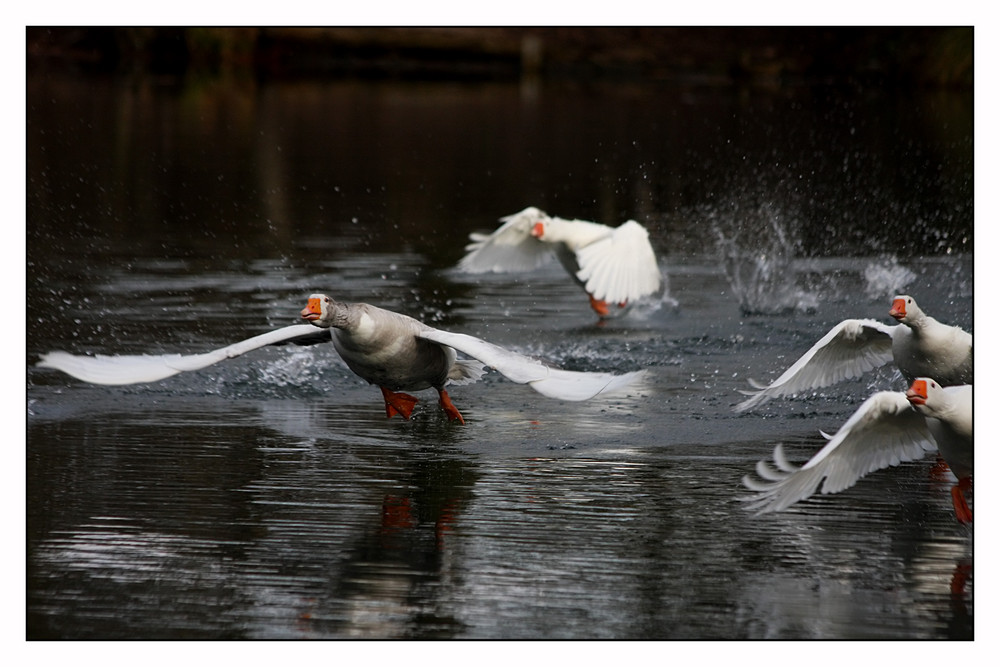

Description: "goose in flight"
735 295 972 412
742 378 972 523
457 206 662 318
37 294 644 424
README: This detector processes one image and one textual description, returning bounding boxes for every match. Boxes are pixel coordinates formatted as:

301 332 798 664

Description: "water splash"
254 347 324 388
863 258 916 300
592 267 678 322
712 203 816 315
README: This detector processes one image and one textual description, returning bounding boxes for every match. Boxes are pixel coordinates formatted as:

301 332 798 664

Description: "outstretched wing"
456 209 552 273
36 324 328 385
417 328 643 401
574 220 662 304
741 391 936 514
735 319 895 412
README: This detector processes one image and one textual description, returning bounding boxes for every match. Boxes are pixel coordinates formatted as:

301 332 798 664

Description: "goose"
906 378 973 523
735 295 972 412
457 206 662 317
36 294 644 424
742 378 972 523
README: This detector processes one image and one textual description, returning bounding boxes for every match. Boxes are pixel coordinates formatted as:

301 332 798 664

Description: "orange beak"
301 297 322 321
905 379 928 405
889 298 906 320
531 221 545 238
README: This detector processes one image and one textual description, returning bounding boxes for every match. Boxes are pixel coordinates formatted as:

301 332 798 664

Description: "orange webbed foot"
588 294 610 317
437 388 466 425
951 477 973 525
380 386 419 420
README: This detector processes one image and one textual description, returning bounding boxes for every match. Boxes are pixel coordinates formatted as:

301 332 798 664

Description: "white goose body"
742 378 972 523
888 296 973 385
908 379 973 482
458 206 662 317
37 294 644 424
735 295 972 412
323 303 459 392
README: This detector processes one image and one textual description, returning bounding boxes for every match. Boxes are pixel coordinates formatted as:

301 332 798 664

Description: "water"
26 72 973 639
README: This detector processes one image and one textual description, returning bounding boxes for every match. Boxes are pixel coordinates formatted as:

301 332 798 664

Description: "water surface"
27 73 973 639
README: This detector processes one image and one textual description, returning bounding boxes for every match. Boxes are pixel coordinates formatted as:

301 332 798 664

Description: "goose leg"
437 388 466 425
951 476 973 524
380 386 419 420
587 293 610 317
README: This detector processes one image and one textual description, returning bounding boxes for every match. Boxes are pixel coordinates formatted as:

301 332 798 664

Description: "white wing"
417 328 643 401
735 319 896 412
741 391 936 514
456 210 552 273
36 324 326 385
574 220 662 304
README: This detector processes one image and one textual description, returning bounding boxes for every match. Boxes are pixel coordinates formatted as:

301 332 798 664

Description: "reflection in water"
730 485 974 640
283 453 477 640
28 443 973 639
27 250 972 639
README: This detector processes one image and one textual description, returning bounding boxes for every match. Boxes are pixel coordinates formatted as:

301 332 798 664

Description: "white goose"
742 378 973 523
457 206 662 317
36 294 644 425
735 295 972 412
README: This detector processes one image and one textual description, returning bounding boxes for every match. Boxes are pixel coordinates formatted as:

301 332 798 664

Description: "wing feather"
735 319 895 412
574 220 661 304
36 324 326 385
417 328 643 401
456 210 552 274
741 391 936 513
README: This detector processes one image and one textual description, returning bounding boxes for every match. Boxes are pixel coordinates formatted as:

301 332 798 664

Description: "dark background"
26 26 973 265
27 26 972 86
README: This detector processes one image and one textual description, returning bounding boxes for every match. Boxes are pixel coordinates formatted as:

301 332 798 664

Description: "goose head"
497 206 548 238
301 293 344 329
889 295 924 324
531 218 550 239
905 377 933 407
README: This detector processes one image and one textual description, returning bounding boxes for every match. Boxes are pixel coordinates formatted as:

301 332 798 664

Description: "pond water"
26 71 973 640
